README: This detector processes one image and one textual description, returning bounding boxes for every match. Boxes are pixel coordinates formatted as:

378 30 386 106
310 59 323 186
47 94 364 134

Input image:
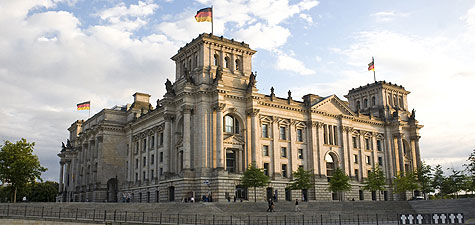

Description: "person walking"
295 199 301 212
267 198 272 212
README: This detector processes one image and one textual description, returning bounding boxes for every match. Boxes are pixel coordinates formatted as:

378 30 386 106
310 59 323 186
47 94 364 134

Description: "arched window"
194 55 198 68
188 59 191 69
235 59 240 70
325 153 337 177
356 101 361 111
224 115 240 134
225 56 230 68
371 96 376 106
214 54 219 66
399 97 404 109
394 96 398 107
363 99 368 108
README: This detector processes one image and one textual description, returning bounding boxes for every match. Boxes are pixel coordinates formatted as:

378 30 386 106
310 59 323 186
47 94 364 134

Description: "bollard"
248 215 251 225
266 214 269 225
357 214 360 225
41 206 44 218
93 209 96 221
177 213 180 225
285 215 287 225
143 211 145 223
104 210 107 221
24 205 27 217
339 214 341 225
76 208 78 220
125 211 127 222
213 214 215 225
376 214 379 225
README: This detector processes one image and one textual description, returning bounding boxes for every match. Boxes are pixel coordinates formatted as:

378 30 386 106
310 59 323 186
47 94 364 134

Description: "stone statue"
165 79 174 95
66 139 72 149
288 90 292 99
411 109 416 118
247 72 256 90
215 65 223 81
271 87 275 95
184 68 194 84
61 142 66 151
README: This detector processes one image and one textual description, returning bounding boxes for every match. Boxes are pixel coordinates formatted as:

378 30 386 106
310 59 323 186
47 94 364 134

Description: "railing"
0 204 463 225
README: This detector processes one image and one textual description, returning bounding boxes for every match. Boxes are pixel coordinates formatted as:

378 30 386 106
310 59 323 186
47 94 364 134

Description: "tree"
431 164 445 197
363 166 386 200
442 168 464 198
393 172 419 199
288 167 314 192
241 164 269 202
28 181 58 202
0 139 47 203
464 149 475 175
416 162 433 199
328 168 351 201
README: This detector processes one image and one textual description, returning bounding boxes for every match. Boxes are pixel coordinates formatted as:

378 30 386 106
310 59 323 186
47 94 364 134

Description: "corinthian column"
248 109 260 166
396 134 405 175
163 114 174 173
215 103 226 168
59 161 65 193
182 106 192 170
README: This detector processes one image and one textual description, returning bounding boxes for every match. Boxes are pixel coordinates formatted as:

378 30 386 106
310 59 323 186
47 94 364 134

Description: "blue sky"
1 0 474 181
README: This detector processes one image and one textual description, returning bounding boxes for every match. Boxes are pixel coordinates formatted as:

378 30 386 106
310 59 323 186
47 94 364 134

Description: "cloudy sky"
1 0 474 181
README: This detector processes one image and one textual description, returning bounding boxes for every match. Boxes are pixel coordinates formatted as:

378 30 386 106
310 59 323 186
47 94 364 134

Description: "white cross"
408 215 414 224
449 214 455 224
440 214 447 224
401 215 407 224
457 214 463 223
417 215 423 224
433 214 439 224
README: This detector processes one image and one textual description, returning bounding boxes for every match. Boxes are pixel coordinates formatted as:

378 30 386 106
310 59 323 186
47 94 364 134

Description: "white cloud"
275 51 315 75
371 11 409 22
299 13 313 24
233 23 291 51
97 1 159 31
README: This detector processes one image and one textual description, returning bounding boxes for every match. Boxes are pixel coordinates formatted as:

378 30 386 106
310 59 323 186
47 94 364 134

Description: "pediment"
311 95 355 116
223 134 245 145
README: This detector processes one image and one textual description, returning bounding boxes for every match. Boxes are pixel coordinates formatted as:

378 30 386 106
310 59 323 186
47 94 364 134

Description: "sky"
0 0 474 182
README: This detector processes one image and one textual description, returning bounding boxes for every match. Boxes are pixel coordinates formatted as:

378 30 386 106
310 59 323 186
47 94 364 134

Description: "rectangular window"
151 154 155 165
135 172 138 182
262 124 269 138
160 168 163 175
378 156 383 166
127 144 129 155
366 156 371 165
329 125 333 145
297 129 303 142
352 136 358 148
298 149 303 159
160 133 164 145
263 163 269 176
135 142 139 153
355 169 359 180
143 156 147 166
262 145 269 157
365 138 371 150
377 140 382 151
143 139 147 151
135 159 138 169
280 127 286 140
324 125 328 145
151 170 154 179
143 171 146 180
150 136 154 149
282 164 288 178
281 147 287 158
354 154 358 164
159 152 163 162
333 126 338 145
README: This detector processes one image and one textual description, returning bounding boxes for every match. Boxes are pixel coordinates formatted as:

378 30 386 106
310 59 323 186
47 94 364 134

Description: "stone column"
316 122 324 176
163 115 173 173
183 106 192 170
343 126 352 176
59 161 64 193
248 109 260 166
272 117 280 176
396 134 405 175
414 136 421 170
215 103 225 168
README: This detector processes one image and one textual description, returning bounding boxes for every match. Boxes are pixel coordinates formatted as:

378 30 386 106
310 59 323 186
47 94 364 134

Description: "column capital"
410 135 421 141
394 133 404 139
247 108 260 116
164 113 175 121
213 103 226 112
182 105 193 114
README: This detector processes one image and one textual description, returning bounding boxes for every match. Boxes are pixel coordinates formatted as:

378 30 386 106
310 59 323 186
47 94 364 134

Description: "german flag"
368 60 375 71
195 7 212 22
77 101 90 111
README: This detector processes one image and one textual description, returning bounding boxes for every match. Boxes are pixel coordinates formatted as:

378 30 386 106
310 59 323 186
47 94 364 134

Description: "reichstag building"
57 33 422 203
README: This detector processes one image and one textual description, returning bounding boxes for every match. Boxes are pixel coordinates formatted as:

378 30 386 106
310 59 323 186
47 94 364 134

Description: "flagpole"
211 5 214 35
373 57 376 82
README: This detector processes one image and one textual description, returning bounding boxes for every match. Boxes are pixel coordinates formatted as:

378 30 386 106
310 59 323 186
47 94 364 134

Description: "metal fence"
0 204 463 225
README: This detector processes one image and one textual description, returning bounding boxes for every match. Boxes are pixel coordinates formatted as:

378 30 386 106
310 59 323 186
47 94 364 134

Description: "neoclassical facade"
57 33 422 203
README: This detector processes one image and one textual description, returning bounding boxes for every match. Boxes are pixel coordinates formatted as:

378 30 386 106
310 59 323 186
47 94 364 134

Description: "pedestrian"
295 199 301 212
270 199 275 212
267 198 272 212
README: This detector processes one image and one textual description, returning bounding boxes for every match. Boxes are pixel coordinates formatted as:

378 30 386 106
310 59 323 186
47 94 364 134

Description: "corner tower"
170 33 256 90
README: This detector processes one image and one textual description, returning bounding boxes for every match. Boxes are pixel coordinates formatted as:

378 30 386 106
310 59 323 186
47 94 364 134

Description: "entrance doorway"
169 186 175 202
235 185 248 200
266 187 273 201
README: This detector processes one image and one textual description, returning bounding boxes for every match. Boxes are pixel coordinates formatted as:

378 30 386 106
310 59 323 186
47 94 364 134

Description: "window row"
352 154 383 166
134 152 164 169
134 168 164 182
323 124 338 146
133 133 165 154
213 54 242 71
261 124 304 142
352 136 383 151
261 145 304 159
387 93 405 109
356 96 377 111
263 163 289 178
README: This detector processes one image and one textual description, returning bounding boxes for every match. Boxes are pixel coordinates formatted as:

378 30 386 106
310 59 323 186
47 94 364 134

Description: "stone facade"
57 33 422 203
